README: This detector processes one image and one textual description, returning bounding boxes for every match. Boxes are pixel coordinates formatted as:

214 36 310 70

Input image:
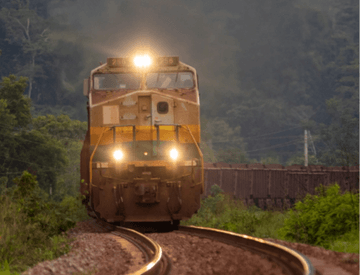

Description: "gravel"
147 231 287 275
21 220 359 275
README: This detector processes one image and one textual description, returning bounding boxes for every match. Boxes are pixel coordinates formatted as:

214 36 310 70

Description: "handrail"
89 127 109 199
90 124 204 194
183 125 204 193
112 125 136 159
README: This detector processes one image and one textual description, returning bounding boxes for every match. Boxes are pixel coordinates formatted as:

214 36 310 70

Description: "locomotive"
80 54 204 225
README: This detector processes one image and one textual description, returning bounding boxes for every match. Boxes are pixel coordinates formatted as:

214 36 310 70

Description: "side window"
157 102 168 114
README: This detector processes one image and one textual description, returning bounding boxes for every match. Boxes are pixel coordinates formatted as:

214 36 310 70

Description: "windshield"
146 72 194 89
94 74 141 90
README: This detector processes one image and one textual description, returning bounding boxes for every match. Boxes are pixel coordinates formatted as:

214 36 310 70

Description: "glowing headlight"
134 55 151 67
170 148 179 160
113 150 123 161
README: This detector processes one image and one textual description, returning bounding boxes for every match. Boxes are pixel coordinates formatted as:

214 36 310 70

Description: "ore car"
80 55 203 226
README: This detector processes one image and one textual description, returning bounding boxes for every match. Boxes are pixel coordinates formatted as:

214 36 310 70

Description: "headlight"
134 55 151 68
113 150 124 161
170 148 179 160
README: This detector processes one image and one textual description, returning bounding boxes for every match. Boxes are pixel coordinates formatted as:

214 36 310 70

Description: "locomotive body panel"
80 55 203 223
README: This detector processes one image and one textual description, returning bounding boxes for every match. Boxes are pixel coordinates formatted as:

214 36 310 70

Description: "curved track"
176 225 315 275
94 217 315 275
95 219 172 275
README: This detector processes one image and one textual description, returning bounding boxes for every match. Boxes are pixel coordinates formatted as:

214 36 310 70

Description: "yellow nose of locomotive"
81 55 203 224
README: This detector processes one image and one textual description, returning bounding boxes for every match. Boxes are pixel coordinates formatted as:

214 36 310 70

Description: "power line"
241 126 303 139
208 126 303 144
244 139 303 153
211 135 303 144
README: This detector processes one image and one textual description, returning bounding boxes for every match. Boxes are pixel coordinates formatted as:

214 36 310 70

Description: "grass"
0 171 90 275
1 176 358 275
181 184 359 254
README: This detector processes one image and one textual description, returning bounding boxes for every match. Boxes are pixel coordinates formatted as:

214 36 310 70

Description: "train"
80 54 204 226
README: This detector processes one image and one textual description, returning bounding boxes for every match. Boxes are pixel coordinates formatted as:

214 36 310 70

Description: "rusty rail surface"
177 225 315 275
95 219 171 275
203 163 359 209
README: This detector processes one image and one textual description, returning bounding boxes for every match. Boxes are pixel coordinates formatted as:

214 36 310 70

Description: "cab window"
146 72 194 89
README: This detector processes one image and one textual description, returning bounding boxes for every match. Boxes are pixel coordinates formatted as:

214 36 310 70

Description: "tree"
0 74 31 127
314 0 359 166
0 74 69 192
317 96 359 166
32 114 87 200
0 0 53 98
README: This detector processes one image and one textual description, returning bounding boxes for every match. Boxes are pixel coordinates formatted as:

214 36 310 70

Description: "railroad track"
176 225 316 275
93 218 315 275
94 219 172 275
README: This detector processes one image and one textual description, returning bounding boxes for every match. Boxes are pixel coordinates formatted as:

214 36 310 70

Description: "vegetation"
0 50 88 275
0 171 89 275
0 0 358 273
278 184 359 249
0 0 357 166
0 74 87 201
182 184 359 254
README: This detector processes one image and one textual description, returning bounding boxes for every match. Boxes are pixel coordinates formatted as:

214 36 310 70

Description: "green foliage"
0 170 88 274
11 171 76 236
0 74 86 200
0 259 12 275
0 190 70 273
31 114 87 200
278 184 359 248
328 227 359 254
183 185 284 237
32 114 87 141
0 0 56 99
59 194 90 223
200 141 217 163
318 94 359 166
183 183 359 253
0 75 30 127
286 152 321 166
216 147 250 164
260 154 281 165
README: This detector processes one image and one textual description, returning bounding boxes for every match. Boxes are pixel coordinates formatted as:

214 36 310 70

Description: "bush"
11 171 76 237
278 184 359 248
60 194 90 223
183 185 281 237
0 192 72 273
0 171 88 274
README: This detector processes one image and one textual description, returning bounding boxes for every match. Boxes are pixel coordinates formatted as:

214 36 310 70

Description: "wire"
244 139 303 153
211 135 303 144
242 126 303 139
207 126 303 144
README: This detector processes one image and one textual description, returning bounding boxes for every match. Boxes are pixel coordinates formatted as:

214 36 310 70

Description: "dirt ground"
21 220 359 275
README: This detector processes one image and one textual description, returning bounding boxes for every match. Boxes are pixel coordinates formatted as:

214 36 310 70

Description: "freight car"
80 54 204 226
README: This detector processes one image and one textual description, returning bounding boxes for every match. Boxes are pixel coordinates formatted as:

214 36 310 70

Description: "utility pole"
304 129 308 166
308 130 316 156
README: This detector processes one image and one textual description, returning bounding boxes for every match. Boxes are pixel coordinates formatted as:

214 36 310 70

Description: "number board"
107 58 131 68
155 56 179 66
106 56 179 67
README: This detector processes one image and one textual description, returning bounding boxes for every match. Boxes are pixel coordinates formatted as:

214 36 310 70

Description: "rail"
95 219 171 275
177 225 315 275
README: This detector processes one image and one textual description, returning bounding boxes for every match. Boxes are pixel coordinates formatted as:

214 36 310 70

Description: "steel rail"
177 225 315 275
95 219 171 275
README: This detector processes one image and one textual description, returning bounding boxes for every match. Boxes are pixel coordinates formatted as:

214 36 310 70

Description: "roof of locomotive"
90 57 196 76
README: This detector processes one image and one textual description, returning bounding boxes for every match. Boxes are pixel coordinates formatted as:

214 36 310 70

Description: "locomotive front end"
80 55 203 224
